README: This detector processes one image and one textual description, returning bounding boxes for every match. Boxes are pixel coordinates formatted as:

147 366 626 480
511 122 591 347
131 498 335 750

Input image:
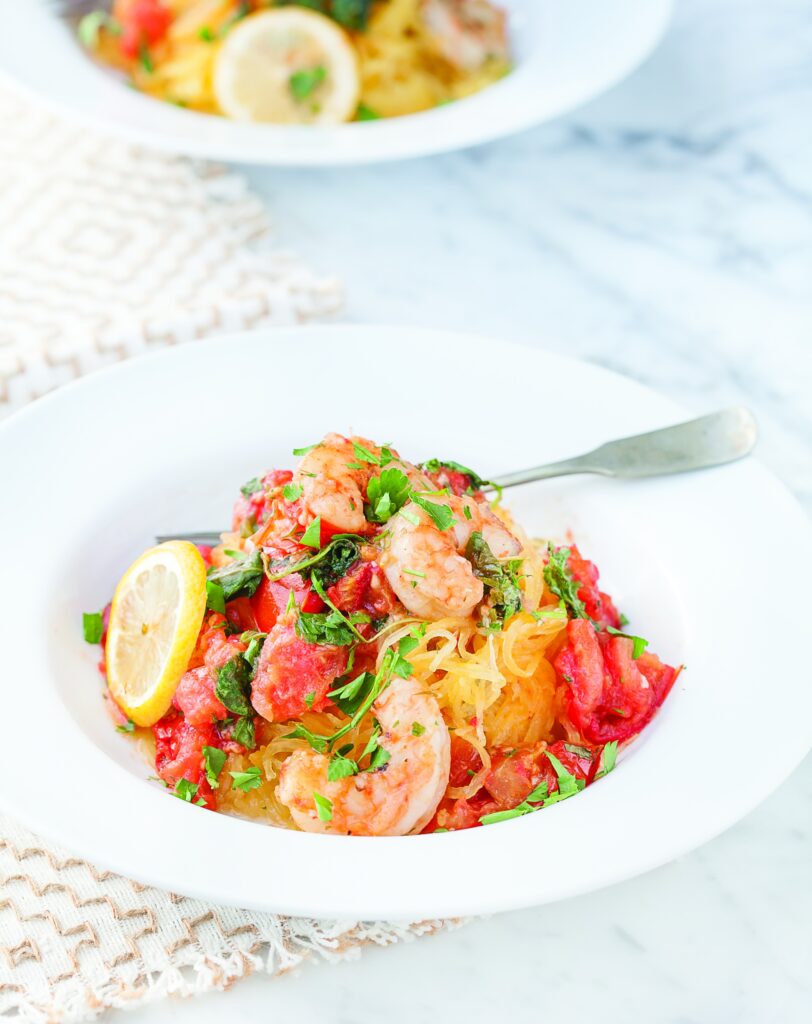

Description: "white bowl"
2 0 673 165
0 326 809 920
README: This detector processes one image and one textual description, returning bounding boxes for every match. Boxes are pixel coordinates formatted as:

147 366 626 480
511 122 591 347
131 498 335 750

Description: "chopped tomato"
251 621 347 722
231 469 293 536
224 596 257 634
448 734 483 788
564 545 622 629
173 666 228 727
555 619 677 744
538 740 598 792
250 574 324 633
202 628 246 674
114 0 172 58
483 746 543 807
325 561 398 618
153 710 217 809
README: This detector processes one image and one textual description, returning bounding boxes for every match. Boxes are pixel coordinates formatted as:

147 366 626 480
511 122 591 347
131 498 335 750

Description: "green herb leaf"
328 671 376 716
543 545 588 620
198 25 216 41
283 482 303 502
202 746 227 788
356 102 380 120
466 532 523 621
174 778 200 802
365 467 412 523
330 0 373 30
420 458 490 491
284 723 329 753
265 534 361 587
327 753 358 781
596 740 618 779
292 443 318 456
116 719 135 734
240 476 263 497
78 11 114 48
241 631 267 670
82 611 104 644
411 722 426 736
532 600 568 622
300 517 322 549
231 716 256 750
605 626 649 659
215 658 253 717
206 580 226 614
410 493 455 531
296 609 356 646
313 791 333 821
207 550 264 602
229 767 262 792
290 65 327 100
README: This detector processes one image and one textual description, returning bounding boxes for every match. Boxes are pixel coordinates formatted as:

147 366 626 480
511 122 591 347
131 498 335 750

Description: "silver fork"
48 0 112 17
155 408 758 546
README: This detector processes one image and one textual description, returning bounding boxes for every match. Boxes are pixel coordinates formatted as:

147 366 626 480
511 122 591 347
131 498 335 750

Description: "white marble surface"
127 0 811 1020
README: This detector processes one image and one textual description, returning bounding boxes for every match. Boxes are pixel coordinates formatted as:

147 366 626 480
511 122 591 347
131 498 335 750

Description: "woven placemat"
0 83 452 1022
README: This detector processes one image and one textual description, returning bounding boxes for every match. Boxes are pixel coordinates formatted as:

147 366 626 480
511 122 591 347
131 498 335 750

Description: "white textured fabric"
0 83 451 1022
0 82 342 414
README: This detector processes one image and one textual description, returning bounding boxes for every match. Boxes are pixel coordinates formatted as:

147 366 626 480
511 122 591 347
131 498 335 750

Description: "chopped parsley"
207 550 263 602
116 719 135 734
466 532 523 621
296 609 358 646
240 630 267 670
365 467 411 523
605 626 649 659
240 476 263 497
328 671 376 716
214 658 253 717
283 482 303 502
595 740 618 779
356 102 380 120
327 753 358 781
82 611 104 644
420 458 490 492
411 722 426 737
229 766 263 792
543 544 588 620
410 493 455 531
290 65 327 101
292 442 318 456
231 716 256 751
174 779 205 805
205 580 226 614
202 746 227 788
265 534 361 588
313 791 333 822
532 600 568 622
300 516 322 549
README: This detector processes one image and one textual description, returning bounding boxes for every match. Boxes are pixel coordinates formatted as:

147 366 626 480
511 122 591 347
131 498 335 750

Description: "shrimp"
293 433 429 534
277 675 451 836
419 0 509 72
380 494 521 620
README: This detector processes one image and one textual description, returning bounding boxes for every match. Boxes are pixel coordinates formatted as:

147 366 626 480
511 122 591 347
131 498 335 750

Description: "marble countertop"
129 0 811 1020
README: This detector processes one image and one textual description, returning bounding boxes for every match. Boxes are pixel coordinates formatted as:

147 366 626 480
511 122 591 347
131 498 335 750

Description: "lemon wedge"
105 541 207 727
213 8 360 125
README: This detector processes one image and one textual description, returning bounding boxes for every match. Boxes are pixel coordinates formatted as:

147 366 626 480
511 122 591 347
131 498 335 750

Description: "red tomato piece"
173 666 228 727
224 596 257 634
153 710 217 809
564 545 622 629
231 469 293 535
448 734 484 788
202 630 246 674
250 575 324 633
555 619 677 744
251 621 347 722
483 746 543 807
114 0 172 58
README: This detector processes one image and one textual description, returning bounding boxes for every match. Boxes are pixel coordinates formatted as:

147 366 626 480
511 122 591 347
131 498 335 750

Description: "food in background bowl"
77 0 512 123
85 433 680 836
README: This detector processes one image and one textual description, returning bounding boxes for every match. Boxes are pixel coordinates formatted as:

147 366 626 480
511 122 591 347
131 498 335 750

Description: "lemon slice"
213 9 360 125
106 541 207 727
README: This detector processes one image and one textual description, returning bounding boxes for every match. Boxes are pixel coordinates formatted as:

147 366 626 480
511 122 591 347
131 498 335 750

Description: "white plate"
2 0 673 165
0 326 809 920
